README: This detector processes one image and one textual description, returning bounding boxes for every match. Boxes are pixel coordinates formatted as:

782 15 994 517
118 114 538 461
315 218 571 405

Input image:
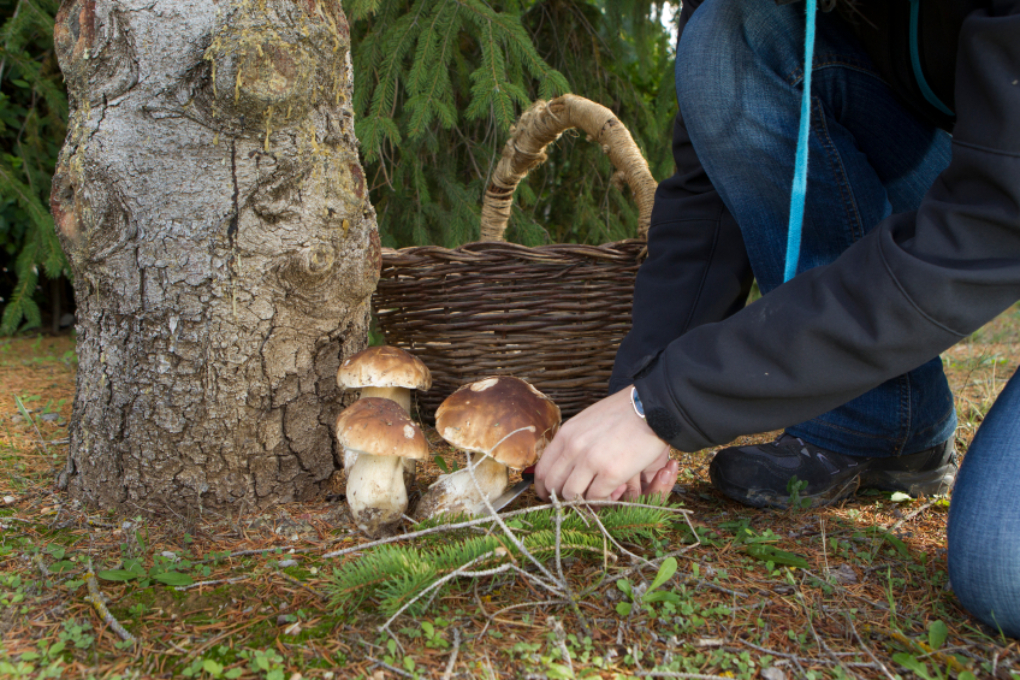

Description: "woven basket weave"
373 94 657 419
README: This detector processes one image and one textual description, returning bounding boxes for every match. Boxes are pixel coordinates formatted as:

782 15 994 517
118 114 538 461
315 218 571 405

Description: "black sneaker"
709 434 957 509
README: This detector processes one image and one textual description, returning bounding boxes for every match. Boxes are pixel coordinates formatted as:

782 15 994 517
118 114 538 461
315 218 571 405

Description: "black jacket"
611 0 1020 452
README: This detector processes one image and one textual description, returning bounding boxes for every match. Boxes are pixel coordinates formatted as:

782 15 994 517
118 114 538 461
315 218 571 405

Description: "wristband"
630 386 646 420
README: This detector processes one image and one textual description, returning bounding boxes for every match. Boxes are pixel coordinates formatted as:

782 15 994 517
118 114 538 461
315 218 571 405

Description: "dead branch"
441 627 461 680
85 559 137 645
322 499 690 559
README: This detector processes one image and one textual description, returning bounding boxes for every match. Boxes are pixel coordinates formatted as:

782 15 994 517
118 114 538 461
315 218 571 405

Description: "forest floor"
2 308 1020 680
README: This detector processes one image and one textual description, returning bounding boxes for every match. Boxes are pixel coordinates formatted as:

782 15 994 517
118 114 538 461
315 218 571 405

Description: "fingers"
534 427 568 500
610 483 628 501
646 460 680 501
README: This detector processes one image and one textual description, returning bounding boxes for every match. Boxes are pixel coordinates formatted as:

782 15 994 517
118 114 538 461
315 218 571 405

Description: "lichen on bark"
51 0 378 516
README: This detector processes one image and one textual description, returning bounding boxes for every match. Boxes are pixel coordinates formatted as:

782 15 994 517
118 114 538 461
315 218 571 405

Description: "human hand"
535 387 676 501
609 448 679 502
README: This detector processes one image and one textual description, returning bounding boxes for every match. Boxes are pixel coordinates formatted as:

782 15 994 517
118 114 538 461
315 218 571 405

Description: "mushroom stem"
344 447 415 489
359 386 411 413
347 453 408 536
414 453 509 520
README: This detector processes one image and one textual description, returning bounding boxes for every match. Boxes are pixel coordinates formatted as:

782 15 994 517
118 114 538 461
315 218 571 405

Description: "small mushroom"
337 345 431 481
335 398 429 536
416 376 561 520
337 345 431 413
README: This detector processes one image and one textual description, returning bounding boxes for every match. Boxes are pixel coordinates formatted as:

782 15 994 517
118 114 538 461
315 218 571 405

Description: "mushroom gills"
346 453 408 536
414 453 509 520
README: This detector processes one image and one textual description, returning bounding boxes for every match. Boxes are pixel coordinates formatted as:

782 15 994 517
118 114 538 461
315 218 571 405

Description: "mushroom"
337 345 431 481
337 345 431 413
335 398 430 536
415 376 561 520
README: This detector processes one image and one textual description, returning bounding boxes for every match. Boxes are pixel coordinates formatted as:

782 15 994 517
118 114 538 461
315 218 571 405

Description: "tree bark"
50 0 379 516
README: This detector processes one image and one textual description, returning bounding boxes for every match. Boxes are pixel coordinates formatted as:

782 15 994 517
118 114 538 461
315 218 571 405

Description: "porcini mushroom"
337 345 431 413
335 398 429 536
415 376 561 520
337 345 431 481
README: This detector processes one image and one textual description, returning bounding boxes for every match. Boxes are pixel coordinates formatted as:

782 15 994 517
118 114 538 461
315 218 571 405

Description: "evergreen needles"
0 0 69 334
350 1 679 250
327 501 678 618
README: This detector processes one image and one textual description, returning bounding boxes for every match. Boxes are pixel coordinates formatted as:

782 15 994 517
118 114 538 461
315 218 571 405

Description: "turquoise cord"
909 0 955 117
784 0 818 282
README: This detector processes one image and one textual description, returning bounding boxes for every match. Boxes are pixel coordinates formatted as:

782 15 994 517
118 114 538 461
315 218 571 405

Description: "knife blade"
490 465 536 512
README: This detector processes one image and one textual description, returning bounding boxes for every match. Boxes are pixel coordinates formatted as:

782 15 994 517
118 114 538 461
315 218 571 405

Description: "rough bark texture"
50 0 379 516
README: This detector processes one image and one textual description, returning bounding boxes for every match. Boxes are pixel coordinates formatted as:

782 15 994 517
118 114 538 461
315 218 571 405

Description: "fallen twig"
379 549 511 633
173 576 249 592
322 499 689 559
477 599 567 638
638 673 742 679
846 616 899 680
274 570 327 601
886 498 940 533
441 627 461 680
467 453 562 592
737 639 880 670
367 656 415 678
549 490 588 633
84 559 136 645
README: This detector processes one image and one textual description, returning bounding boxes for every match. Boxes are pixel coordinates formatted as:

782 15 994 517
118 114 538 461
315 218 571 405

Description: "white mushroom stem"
346 453 408 536
344 448 415 488
415 453 509 520
359 386 411 413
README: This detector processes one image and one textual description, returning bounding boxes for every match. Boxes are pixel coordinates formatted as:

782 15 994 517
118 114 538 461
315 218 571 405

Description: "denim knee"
947 368 1020 638
675 0 803 153
948 491 1020 638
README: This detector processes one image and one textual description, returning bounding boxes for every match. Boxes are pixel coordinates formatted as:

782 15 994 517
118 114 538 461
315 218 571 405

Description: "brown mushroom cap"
335 398 429 460
337 346 431 391
435 376 561 469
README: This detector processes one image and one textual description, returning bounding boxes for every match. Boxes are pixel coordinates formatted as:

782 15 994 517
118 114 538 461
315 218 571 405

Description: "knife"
490 465 536 512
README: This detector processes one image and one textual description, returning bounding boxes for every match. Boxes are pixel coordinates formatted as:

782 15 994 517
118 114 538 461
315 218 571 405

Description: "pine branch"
326 501 679 618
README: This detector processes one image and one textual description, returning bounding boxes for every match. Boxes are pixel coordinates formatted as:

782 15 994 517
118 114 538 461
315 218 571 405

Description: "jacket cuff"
632 351 713 452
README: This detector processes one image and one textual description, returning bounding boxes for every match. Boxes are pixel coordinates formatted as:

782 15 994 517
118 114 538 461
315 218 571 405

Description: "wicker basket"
373 94 657 419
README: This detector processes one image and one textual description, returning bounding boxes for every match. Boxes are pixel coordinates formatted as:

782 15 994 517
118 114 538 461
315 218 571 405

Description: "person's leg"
674 0 956 459
947 367 1020 638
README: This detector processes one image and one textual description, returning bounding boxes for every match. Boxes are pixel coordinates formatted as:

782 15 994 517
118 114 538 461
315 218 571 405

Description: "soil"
2 310 1019 679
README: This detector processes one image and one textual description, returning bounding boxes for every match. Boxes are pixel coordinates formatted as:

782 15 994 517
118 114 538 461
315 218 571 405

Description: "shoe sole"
709 467 861 510
860 462 958 497
711 462 957 510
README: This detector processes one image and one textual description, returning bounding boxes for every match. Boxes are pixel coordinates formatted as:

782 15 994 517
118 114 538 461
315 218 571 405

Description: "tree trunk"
49 0 379 516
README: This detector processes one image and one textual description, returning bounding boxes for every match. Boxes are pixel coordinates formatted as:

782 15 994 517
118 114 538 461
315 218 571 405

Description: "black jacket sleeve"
633 4 1020 451
609 3 754 395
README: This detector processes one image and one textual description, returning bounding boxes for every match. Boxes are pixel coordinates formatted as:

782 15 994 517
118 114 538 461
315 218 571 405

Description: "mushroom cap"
335 398 429 461
435 376 561 469
337 346 431 391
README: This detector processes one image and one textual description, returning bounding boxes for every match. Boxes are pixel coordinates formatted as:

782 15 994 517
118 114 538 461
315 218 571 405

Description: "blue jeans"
675 0 956 459
948 367 1020 638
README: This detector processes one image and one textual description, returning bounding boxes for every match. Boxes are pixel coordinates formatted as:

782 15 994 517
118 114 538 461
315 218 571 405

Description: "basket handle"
480 94 658 242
